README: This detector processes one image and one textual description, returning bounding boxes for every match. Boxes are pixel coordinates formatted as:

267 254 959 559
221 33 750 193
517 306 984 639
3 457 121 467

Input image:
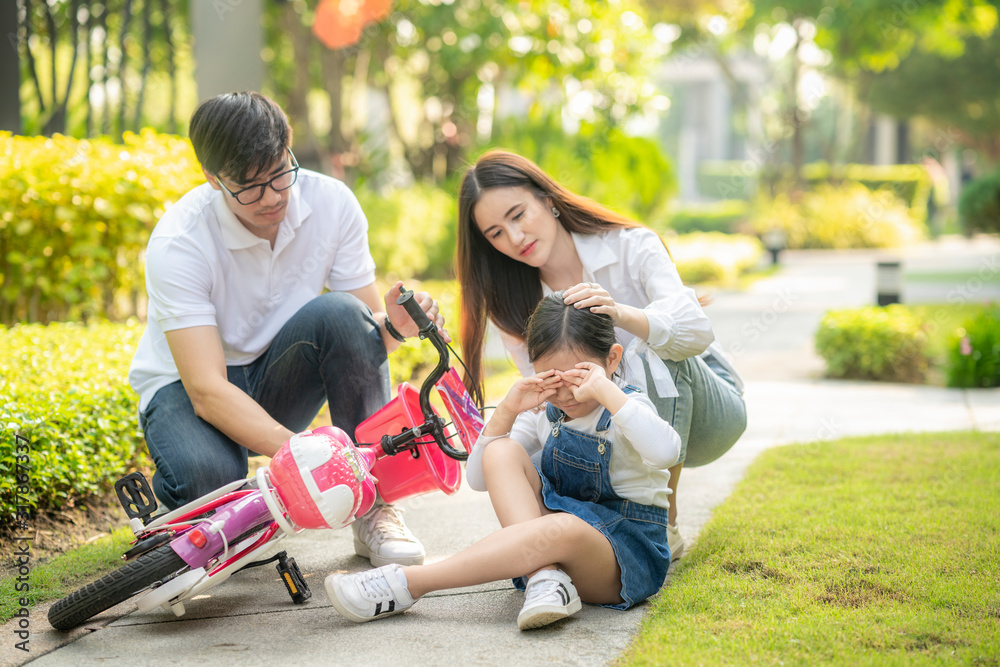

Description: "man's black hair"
188 91 291 185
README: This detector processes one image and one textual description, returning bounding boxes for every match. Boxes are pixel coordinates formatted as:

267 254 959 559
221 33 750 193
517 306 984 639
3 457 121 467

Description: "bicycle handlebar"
379 286 469 461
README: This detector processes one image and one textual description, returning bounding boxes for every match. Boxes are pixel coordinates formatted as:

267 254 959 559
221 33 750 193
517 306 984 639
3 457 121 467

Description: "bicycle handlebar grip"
396 287 434 335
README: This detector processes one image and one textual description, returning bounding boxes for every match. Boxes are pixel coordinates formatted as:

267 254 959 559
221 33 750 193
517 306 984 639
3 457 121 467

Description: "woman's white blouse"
499 227 744 397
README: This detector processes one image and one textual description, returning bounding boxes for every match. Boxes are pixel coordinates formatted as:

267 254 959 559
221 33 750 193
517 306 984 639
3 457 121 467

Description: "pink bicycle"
48 287 483 631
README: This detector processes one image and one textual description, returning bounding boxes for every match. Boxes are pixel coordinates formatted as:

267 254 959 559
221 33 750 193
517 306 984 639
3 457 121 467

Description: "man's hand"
383 281 450 343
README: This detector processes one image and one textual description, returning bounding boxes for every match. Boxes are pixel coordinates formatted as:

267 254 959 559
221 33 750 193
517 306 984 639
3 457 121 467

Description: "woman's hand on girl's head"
502 369 561 415
564 282 621 323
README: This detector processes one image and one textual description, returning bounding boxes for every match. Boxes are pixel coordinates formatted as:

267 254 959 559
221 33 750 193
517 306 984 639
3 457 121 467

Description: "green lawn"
906 271 1000 284
0 526 136 623
622 431 1000 666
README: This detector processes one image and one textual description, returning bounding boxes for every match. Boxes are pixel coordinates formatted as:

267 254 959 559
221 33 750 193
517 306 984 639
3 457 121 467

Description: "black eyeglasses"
216 149 299 205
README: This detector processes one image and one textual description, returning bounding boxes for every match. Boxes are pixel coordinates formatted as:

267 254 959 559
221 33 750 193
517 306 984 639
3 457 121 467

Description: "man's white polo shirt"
128 169 377 413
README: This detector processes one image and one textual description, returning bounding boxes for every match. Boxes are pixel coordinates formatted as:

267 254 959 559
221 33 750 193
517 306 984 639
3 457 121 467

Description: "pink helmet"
268 426 377 530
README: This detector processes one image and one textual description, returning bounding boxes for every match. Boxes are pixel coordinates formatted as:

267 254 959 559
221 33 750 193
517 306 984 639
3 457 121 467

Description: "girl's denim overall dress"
517 388 672 609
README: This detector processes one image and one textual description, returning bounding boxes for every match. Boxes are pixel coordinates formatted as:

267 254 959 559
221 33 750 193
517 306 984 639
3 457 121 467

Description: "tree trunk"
0 0 22 133
789 19 804 191
133 0 153 132
99 1 110 134
84 0 92 136
320 47 347 157
281 4 321 167
42 0 58 133
117 0 135 138
52 0 83 135
160 0 177 134
20 1 50 133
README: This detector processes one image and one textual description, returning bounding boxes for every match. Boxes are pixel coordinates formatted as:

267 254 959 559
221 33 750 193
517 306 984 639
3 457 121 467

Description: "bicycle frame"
104 286 482 622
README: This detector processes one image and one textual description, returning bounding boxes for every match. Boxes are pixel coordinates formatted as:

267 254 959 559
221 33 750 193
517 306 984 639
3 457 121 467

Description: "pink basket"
355 370 483 504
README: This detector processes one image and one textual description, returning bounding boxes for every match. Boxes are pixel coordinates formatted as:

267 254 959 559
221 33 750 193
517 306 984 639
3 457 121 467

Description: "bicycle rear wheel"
48 545 187 631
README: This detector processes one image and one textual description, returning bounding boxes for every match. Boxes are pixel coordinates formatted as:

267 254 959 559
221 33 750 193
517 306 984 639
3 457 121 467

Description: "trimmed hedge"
0 322 148 530
663 200 750 235
0 131 205 325
751 183 924 250
669 232 763 285
1 131 463 325
0 283 463 529
815 305 930 383
697 160 933 221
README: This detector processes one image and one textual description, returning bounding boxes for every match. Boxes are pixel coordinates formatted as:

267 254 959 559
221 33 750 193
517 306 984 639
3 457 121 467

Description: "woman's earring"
551 207 560 218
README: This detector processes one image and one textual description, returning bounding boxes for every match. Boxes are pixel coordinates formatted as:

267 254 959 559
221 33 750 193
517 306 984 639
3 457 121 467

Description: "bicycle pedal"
115 472 158 525
276 552 311 604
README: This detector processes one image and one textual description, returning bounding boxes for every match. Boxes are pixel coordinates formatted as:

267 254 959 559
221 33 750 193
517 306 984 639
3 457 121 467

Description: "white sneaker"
667 523 685 561
517 569 582 630
352 505 426 566
325 564 417 623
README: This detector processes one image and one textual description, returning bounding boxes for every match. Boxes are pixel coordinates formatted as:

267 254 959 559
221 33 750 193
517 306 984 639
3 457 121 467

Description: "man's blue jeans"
140 292 390 510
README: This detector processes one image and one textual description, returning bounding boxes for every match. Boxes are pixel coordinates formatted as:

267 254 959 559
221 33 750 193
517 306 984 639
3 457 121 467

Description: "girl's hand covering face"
504 369 562 414
559 362 609 403
563 282 620 323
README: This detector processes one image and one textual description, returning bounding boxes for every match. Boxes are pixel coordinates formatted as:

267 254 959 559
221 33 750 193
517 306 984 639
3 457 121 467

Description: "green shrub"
815 305 930 383
839 164 933 222
674 257 727 284
697 161 933 220
0 131 205 325
752 183 924 250
669 232 764 285
0 284 464 529
662 200 750 235
357 184 457 281
488 116 676 224
946 307 1000 388
0 322 148 530
958 169 1000 235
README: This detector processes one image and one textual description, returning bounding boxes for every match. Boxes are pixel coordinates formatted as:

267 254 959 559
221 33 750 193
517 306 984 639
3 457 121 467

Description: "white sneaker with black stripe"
325 564 417 623
667 523 685 561
517 569 582 630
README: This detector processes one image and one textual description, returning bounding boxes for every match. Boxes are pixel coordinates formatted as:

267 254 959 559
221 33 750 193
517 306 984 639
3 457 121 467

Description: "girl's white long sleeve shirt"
465 392 681 510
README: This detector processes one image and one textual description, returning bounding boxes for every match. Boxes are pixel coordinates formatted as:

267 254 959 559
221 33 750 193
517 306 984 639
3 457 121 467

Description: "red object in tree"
313 0 394 50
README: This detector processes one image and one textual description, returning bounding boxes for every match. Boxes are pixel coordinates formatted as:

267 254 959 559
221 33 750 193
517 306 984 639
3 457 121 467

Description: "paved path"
6 236 999 667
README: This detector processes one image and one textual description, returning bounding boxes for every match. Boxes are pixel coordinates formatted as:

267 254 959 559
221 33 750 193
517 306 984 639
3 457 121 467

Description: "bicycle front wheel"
48 545 187 631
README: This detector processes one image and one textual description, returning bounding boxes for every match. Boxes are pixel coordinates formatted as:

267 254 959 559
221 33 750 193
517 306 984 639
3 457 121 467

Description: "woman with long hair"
456 150 747 559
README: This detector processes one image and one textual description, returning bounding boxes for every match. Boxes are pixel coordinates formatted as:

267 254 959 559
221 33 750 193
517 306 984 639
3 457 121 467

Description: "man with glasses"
128 91 440 567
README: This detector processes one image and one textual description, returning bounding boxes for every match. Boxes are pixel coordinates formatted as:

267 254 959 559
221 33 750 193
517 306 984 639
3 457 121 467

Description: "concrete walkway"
6 237 999 667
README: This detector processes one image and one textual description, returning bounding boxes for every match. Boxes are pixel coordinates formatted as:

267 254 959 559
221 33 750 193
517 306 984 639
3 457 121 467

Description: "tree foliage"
265 0 664 183
749 0 998 75
860 34 1000 164
15 0 191 137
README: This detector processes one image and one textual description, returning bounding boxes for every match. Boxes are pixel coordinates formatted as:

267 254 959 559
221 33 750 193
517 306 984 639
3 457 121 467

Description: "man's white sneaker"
517 569 582 630
352 505 425 566
667 523 685 561
325 564 417 623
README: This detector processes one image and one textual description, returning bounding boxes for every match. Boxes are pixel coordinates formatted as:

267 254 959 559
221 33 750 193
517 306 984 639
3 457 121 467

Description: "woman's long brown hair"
456 149 683 407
